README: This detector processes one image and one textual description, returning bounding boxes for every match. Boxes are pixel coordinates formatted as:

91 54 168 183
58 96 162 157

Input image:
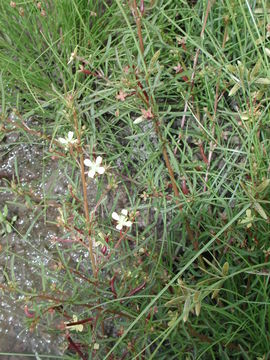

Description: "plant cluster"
0 0 270 359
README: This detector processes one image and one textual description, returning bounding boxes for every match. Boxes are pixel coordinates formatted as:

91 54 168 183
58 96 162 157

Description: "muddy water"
0 127 72 358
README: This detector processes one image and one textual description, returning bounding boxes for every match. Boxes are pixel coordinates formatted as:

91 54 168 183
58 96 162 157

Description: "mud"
0 125 71 357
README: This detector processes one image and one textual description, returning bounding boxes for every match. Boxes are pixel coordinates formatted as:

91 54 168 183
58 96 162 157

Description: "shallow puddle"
0 132 69 357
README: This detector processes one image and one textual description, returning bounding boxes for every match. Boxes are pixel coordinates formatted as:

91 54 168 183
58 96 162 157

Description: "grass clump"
0 0 270 359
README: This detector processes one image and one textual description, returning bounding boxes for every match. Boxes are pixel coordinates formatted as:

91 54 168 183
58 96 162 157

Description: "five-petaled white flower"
58 131 78 149
112 209 132 230
84 156 105 178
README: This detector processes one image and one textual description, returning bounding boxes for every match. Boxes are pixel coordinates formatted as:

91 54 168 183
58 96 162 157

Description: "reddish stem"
66 317 93 327
66 335 87 360
199 143 208 164
24 305 35 318
140 0 144 15
133 66 149 102
110 275 117 298
126 281 146 298
181 179 189 195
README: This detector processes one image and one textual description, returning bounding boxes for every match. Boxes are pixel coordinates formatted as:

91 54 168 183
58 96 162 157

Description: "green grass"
0 0 270 359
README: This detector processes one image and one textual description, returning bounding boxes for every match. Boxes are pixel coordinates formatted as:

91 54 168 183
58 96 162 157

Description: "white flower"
84 156 105 178
58 131 78 149
64 315 83 332
239 209 254 228
112 209 132 230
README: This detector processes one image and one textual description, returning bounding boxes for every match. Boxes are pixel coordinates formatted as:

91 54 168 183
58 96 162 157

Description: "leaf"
226 64 237 74
195 302 201 317
229 83 241 96
211 280 223 299
133 116 144 124
193 291 200 303
222 262 229 276
165 296 186 307
265 48 270 57
168 311 178 327
255 179 270 193
249 59 261 80
255 78 270 85
3 205 8 218
183 295 191 323
253 202 268 220
6 223 12 233
149 49 160 71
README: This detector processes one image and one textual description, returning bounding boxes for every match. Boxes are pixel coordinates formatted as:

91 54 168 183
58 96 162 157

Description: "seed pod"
19 7 24 16
222 262 229 276
195 301 201 317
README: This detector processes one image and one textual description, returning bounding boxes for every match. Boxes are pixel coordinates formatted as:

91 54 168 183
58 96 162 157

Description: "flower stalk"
72 105 97 277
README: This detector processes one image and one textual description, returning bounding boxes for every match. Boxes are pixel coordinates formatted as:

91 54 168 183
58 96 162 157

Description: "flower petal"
246 209 251 217
116 223 123 230
68 131 74 140
112 212 119 221
84 159 92 167
77 324 84 332
96 156 102 165
134 116 144 125
88 169 96 178
121 209 128 216
58 137 67 144
124 221 132 227
97 166 105 174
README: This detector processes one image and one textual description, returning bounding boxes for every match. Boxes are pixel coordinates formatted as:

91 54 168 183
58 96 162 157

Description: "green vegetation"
0 0 270 358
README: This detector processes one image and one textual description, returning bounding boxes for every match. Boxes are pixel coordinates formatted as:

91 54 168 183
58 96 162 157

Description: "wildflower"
10 1 16 7
176 36 187 50
123 66 130 74
19 7 24 16
84 156 105 178
65 315 83 332
134 107 154 124
173 63 183 74
116 90 127 101
112 209 132 230
239 209 254 228
93 343 100 350
58 131 78 149
141 107 154 119
40 9 46 16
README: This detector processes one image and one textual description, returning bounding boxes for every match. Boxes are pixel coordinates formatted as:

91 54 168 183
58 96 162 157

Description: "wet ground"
0 116 133 359
0 122 71 358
